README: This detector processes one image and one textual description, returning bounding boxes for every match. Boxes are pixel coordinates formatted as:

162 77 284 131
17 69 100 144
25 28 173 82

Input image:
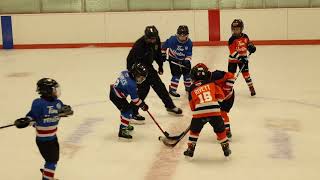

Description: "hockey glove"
161 50 167 62
247 43 256 54
238 56 248 64
140 102 149 111
59 105 74 117
158 66 164 75
14 117 31 129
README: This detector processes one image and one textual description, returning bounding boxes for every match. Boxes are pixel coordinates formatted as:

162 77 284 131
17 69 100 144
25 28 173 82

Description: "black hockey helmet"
130 63 148 84
177 25 189 36
144 25 159 39
36 78 60 97
190 63 210 81
231 19 244 32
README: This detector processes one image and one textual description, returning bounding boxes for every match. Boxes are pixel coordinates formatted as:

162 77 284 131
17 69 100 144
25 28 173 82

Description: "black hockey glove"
238 56 248 64
139 102 149 111
14 118 31 129
161 50 167 62
158 66 164 75
59 105 74 117
247 42 256 54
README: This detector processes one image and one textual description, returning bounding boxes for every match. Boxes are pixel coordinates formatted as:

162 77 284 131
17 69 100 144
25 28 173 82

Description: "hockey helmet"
37 78 60 98
190 63 210 81
130 63 148 84
177 25 189 36
145 25 159 39
231 19 244 36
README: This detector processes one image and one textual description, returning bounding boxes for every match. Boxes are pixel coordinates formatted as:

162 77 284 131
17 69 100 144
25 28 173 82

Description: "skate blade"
130 120 146 125
167 111 183 116
118 137 133 142
184 156 194 160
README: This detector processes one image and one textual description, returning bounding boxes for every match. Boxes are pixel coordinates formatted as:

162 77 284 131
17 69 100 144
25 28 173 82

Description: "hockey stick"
0 124 15 129
146 110 180 140
235 54 251 80
0 110 73 130
166 48 190 69
159 125 190 147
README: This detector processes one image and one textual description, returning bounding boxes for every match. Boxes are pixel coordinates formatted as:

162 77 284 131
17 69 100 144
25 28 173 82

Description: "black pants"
228 62 249 73
131 67 175 114
190 116 225 133
219 91 235 113
36 138 59 163
109 86 131 112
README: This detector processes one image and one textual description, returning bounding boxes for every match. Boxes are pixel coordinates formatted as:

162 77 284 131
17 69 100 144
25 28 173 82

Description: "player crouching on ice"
109 63 149 139
162 25 193 97
14 78 73 180
183 64 231 158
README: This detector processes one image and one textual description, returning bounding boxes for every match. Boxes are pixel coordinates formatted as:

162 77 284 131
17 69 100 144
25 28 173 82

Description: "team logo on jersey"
155 45 158 50
56 103 62 110
177 45 184 52
237 41 245 47
48 106 58 114
185 46 188 50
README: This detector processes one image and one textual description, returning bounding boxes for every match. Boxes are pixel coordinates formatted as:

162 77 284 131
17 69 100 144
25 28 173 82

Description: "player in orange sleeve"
228 19 256 96
194 63 236 138
183 64 231 158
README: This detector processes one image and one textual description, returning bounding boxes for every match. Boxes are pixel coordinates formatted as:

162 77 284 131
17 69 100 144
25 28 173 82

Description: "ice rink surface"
0 45 319 180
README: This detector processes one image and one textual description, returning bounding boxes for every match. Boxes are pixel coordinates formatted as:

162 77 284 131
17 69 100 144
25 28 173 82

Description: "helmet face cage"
231 19 244 35
191 64 209 82
131 63 148 84
177 25 189 42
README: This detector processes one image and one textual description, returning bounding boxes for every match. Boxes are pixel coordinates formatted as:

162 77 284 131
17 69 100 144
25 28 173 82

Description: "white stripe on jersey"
195 101 219 109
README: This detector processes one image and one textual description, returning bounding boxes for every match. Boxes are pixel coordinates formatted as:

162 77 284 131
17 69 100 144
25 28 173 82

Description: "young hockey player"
228 19 256 96
14 78 74 180
109 63 149 139
184 64 231 158
127 26 182 122
196 63 236 138
162 25 193 97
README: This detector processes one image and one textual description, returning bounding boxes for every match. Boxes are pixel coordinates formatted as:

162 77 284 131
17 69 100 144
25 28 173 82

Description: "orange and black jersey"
188 80 225 118
228 33 251 63
209 70 235 98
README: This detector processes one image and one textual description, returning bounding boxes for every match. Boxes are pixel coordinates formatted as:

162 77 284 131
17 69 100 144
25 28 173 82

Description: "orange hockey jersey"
210 70 235 99
228 33 251 63
188 80 225 118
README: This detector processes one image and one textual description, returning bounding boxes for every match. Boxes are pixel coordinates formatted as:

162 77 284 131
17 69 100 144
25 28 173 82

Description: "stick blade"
159 136 179 147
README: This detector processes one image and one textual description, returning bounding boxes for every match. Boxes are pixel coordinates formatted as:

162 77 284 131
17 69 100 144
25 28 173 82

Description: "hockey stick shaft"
147 110 170 137
0 112 73 130
235 54 251 80
166 48 189 69
0 124 15 129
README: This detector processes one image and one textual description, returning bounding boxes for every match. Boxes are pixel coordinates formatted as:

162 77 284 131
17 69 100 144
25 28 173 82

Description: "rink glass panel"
1 0 320 13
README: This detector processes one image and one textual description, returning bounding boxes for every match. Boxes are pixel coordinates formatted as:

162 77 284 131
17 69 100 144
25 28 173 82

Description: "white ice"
0 45 319 180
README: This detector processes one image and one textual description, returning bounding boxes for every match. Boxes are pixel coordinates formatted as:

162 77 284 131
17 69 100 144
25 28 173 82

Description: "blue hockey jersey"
111 71 142 106
162 35 193 61
26 98 64 141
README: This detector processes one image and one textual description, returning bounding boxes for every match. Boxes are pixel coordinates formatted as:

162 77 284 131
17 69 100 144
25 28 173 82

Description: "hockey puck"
158 136 162 141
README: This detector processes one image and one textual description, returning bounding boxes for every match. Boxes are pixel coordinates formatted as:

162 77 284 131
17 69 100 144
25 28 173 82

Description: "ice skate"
183 143 196 157
169 90 180 97
118 128 132 139
131 114 145 124
166 107 183 115
249 86 256 96
221 141 231 157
